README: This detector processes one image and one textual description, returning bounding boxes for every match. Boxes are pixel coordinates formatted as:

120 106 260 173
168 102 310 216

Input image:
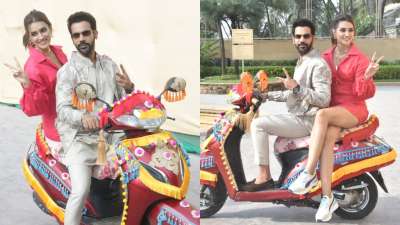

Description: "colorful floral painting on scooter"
200 71 397 220
23 77 200 225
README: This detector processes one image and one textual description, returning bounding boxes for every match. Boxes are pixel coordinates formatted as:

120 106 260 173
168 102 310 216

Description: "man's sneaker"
315 194 339 222
288 170 318 195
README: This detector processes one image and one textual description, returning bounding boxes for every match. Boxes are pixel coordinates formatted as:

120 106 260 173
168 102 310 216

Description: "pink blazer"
322 44 375 123
21 45 67 141
322 44 375 105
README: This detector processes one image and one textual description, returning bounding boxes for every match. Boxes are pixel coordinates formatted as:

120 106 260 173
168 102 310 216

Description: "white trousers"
251 114 310 166
64 164 92 225
63 136 120 225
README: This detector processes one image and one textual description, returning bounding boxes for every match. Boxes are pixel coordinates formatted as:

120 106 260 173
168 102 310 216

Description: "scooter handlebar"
250 91 264 113
251 97 259 105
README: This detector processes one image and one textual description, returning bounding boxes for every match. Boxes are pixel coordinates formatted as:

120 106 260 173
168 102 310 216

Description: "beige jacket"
267 48 332 131
55 51 124 165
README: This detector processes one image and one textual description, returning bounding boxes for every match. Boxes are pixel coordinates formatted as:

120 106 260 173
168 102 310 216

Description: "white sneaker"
315 194 339 222
288 170 318 195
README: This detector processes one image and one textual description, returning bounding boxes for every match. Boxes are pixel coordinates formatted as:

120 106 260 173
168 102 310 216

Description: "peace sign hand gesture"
365 52 384 80
116 64 134 92
4 57 30 87
277 67 298 90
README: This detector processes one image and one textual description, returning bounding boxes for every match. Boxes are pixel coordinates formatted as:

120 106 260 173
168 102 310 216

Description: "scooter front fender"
146 198 200 225
22 156 65 224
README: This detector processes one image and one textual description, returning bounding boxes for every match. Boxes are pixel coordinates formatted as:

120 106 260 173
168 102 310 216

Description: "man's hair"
291 18 315 36
67 11 96 34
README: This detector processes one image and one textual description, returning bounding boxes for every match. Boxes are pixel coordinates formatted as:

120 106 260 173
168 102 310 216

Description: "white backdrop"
0 0 199 135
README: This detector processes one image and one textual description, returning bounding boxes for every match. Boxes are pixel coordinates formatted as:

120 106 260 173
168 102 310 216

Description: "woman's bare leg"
320 126 341 196
305 107 359 174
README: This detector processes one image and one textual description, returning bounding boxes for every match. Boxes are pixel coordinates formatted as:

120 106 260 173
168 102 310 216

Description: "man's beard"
295 42 312 56
76 42 94 57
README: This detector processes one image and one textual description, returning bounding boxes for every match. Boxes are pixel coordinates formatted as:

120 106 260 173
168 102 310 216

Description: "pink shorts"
337 102 369 124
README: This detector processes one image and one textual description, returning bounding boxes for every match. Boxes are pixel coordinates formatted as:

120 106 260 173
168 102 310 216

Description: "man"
242 19 331 192
55 11 134 225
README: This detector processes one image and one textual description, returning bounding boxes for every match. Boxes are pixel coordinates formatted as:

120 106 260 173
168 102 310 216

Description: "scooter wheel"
200 175 227 218
334 173 378 220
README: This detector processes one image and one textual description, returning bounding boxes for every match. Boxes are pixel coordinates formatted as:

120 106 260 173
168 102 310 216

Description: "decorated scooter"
200 71 397 220
23 77 200 225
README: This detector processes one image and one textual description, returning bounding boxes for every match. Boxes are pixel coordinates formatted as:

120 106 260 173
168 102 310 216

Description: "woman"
5 10 67 160
288 15 383 222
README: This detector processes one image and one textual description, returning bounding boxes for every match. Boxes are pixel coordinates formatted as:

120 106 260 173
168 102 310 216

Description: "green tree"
201 0 266 75
354 6 376 35
254 0 293 37
201 0 293 76
201 40 218 66
201 0 227 74
200 40 219 78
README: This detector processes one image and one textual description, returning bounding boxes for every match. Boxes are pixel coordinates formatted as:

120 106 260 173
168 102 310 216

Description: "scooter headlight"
115 108 167 129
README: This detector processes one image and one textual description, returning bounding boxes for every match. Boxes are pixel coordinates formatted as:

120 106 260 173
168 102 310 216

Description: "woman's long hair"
22 10 52 48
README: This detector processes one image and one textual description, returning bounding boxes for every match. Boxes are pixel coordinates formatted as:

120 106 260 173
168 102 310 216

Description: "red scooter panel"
147 199 200 225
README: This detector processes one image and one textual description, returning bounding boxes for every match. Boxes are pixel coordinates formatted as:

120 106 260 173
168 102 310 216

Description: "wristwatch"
293 85 301 94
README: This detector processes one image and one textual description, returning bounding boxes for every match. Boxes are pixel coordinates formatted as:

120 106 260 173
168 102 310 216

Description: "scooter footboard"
146 199 200 225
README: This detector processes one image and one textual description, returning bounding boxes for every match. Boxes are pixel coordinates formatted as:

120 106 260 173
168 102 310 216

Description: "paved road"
201 86 400 225
0 104 199 225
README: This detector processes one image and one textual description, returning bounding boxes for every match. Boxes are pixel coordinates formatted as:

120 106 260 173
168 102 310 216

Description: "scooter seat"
274 136 310 154
340 114 379 147
273 115 379 154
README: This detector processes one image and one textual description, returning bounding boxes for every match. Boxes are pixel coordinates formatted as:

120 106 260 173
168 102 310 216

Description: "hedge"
238 59 297 66
201 66 221 78
374 65 400 80
202 65 400 80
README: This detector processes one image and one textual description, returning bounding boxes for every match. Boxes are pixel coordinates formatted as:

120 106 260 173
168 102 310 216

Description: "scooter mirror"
74 82 97 100
160 77 187 102
164 77 186 92
74 82 112 111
